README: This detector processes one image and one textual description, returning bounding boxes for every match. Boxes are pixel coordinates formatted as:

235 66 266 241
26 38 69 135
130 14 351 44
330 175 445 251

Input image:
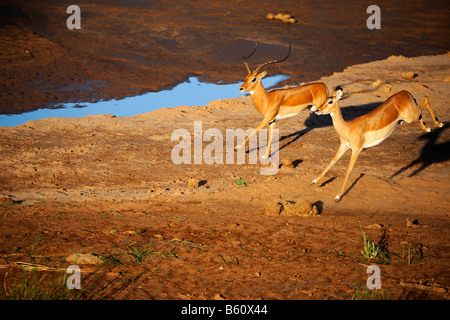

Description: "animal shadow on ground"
390 123 450 178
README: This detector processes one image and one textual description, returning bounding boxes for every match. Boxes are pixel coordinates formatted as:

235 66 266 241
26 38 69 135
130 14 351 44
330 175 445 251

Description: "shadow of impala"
390 123 449 178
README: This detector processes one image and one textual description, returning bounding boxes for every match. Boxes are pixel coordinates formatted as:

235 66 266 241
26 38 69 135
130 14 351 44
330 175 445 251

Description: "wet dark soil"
1 0 449 114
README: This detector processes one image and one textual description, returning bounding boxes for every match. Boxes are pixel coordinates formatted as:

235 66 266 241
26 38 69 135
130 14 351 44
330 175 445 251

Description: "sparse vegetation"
401 242 424 265
359 222 391 264
352 266 391 300
352 287 391 300
1 268 73 300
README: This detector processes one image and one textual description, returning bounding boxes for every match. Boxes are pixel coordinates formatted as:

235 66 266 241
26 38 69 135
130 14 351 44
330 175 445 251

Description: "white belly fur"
274 112 301 121
363 124 397 149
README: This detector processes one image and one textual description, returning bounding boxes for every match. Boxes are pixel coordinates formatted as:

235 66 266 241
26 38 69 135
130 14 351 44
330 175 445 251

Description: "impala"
236 43 329 158
311 87 444 201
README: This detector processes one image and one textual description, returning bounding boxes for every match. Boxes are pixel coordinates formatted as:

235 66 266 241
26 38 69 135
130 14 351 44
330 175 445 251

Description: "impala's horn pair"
241 42 291 74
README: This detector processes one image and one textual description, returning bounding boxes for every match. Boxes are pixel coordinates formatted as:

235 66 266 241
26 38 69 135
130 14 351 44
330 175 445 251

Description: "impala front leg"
335 148 362 202
311 142 348 185
262 120 276 159
235 117 273 151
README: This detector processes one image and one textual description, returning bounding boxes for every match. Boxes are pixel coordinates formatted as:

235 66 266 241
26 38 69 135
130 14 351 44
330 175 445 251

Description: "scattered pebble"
264 201 282 216
384 83 392 93
66 253 103 265
280 157 294 170
366 223 383 229
267 13 297 24
264 197 318 217
187 177 200 188
402 71 418 80
372 79 384 87
406 218 428 228
265 176 278 182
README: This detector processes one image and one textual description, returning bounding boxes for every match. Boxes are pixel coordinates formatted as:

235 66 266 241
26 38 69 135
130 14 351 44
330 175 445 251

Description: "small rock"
187 177 200 188
406 218 416 228
282 200 318 217
402 71 417 80
406 218 427 228
384 83 392 93
267 12 297 24
366 223 383 229
280 157 294 169
263 201 282 216
372 79 384 87
283 17 297 24
66 253 103 265
263 198 318 217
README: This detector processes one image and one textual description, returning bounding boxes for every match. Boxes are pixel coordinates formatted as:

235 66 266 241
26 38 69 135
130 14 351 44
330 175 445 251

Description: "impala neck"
329 103 350 140
249 80 269 115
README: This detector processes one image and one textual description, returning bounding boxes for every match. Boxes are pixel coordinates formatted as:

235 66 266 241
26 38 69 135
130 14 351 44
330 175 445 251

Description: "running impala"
236 43 329 158
311 87 444 201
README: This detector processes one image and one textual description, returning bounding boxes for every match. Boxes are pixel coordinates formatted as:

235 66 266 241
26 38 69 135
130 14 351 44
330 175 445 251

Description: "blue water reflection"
0 75 288 127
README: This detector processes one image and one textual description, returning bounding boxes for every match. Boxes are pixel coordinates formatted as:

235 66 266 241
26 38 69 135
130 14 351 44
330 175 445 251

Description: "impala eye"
251 77 257 83
328 100 333 104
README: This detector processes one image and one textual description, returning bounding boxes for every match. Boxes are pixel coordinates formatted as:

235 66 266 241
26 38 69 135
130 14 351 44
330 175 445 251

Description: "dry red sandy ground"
0 54 449 299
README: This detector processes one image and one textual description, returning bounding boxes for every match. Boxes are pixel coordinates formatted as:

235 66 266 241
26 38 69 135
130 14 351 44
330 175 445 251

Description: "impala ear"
259 69 269 78
335 87 343 101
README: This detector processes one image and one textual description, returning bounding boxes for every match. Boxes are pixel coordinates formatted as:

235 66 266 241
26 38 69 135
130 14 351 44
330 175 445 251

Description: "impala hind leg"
421 96 444 127
311 142 348 185
335 148 362 202
418 113 431 132
417 97 444 132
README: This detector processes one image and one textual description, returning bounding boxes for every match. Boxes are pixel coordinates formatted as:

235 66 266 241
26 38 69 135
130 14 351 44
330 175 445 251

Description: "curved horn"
254 42 291 74
241 42 259 74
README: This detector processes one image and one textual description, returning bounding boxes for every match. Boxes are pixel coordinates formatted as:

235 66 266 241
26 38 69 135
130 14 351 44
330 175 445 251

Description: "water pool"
0 75 288 127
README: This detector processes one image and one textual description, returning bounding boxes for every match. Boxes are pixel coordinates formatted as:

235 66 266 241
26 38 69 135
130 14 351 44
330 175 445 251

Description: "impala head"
239 70 269 93
239 42 291 93
313 87 343 115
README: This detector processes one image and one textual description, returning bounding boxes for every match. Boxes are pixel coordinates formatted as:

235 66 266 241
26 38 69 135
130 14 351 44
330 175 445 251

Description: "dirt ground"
0 52 449 300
